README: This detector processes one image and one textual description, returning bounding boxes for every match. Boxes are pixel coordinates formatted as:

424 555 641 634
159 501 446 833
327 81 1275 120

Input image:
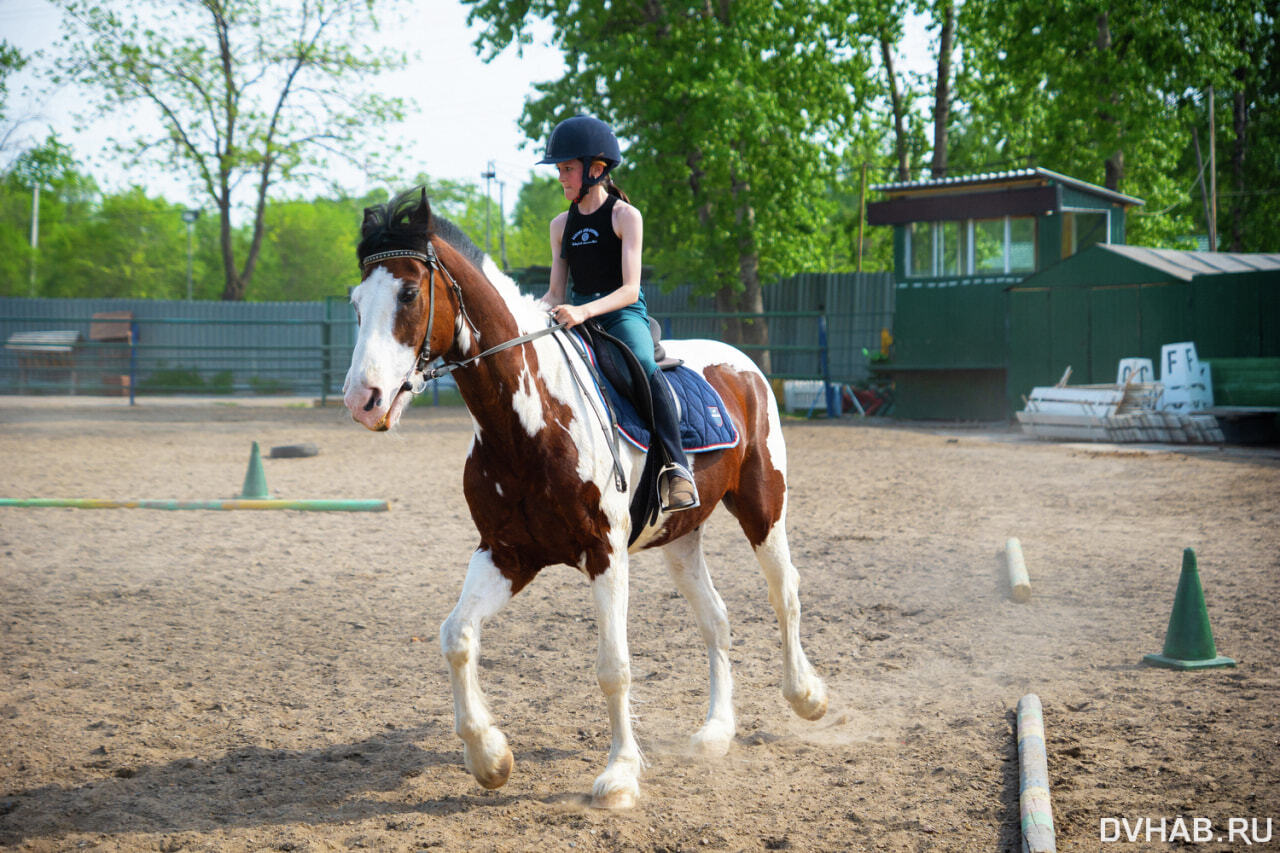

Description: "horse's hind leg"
727 480 828 722
661 528 735 756
439 547 516 790
754 516 827 720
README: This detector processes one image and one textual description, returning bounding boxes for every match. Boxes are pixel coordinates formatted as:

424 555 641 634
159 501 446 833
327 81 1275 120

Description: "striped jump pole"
1016 693 1056 853
0 498 388 512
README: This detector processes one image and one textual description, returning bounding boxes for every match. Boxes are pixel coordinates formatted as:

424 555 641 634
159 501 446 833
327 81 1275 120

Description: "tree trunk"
1230 83 1248 252
737 248 769 375
1096 11 1124 190
930 0 955 179
732 175 769 374
217 193 245 301
880 35 910 181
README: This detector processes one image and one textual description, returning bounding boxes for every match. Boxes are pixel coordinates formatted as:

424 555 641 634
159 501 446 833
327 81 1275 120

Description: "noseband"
359 243 566 395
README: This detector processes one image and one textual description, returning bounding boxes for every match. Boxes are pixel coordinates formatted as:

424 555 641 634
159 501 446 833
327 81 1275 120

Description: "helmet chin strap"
574 157 608 204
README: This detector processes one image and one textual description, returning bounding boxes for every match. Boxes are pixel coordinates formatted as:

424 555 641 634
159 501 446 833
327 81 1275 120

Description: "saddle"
573 321 739 544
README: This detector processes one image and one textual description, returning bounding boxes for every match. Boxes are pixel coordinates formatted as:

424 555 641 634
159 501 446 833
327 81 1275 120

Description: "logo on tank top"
569 227 599 247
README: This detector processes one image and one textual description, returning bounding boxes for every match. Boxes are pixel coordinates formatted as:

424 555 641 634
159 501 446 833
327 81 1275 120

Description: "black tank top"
564 195 623 295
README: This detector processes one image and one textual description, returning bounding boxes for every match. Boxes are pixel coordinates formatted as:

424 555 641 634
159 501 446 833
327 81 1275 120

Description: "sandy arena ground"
0 397 1277 852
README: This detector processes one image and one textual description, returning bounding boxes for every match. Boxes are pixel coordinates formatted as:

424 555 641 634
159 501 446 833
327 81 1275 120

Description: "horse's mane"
357 186 547 330
356 187 486 274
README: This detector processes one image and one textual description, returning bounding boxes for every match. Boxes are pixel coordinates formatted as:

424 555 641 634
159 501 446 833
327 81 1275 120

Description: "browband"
361 247 435 267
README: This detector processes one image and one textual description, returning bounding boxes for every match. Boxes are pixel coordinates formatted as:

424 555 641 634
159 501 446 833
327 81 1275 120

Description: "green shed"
866 168 1143 419
1008 245 1280 410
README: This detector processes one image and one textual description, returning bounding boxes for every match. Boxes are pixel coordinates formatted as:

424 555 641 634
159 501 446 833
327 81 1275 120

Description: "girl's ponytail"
604 176 629 203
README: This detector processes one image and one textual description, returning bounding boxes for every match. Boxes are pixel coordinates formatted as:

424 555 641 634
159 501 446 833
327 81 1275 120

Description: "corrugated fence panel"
2 273 894 396
0 298 342 396
647 272 894 382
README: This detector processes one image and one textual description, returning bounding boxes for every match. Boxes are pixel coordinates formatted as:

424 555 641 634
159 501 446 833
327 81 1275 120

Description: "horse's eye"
398 287 419 305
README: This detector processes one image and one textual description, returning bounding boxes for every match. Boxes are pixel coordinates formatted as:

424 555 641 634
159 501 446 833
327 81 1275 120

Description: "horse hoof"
591 767 639 810
477 747 514 789
465 738 514 790
591 786 637 810
691 721 734 757
787 682 829 721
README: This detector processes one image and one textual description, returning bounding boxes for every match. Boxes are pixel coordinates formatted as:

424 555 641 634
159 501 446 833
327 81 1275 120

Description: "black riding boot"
648 371 700 512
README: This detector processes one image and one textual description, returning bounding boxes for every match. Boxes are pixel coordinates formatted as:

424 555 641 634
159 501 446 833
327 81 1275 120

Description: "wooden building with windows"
866 168 1144 419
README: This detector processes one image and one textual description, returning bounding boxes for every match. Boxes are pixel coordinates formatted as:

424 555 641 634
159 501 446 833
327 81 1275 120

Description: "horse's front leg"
439 547 516 790
589 551 643 809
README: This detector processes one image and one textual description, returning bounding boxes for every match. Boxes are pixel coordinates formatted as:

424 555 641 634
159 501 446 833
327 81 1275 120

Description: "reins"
360 243 628 493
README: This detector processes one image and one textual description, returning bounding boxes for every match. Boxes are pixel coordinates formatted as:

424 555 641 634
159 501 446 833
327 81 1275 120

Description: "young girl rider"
537 115 699 513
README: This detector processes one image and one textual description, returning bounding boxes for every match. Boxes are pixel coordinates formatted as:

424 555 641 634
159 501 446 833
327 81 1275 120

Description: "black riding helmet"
538 116 621 201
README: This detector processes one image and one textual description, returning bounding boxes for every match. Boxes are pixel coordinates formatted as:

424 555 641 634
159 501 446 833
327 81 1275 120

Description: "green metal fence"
1 291 888 416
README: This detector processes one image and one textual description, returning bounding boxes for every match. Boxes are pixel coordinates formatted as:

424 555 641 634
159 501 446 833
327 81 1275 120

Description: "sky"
2 0 933 210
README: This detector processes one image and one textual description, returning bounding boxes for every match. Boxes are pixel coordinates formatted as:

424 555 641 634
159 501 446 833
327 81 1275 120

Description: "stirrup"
658 463 700 512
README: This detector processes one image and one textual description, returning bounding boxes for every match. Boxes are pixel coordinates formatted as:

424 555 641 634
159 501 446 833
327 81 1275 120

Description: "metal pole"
128 320 138 406
29 184 39 297
1208 86 1217 250
181 209 200 299
498 178 508 270
857 162 868 273
819 315 838 418
481 160 496 257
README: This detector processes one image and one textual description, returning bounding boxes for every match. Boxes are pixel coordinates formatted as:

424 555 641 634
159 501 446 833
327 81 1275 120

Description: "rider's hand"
550 304 590 328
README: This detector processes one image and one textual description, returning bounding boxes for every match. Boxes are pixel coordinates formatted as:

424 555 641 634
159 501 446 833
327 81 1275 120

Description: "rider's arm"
541 211 570 309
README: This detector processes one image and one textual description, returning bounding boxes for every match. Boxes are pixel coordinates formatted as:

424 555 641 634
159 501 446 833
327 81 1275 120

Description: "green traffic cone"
1142 548 1235 670
237 441 271 499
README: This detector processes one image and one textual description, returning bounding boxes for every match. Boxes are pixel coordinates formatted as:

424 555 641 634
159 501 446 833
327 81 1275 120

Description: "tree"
0 135 98 297
0 41 28 160
464 0 879 371
50 0 409 301
954 0 1258 247
504 174 564 270
253 194 368 302
929 0 956 178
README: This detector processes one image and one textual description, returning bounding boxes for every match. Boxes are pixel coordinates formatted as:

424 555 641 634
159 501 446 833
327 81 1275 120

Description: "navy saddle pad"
573 331 740 454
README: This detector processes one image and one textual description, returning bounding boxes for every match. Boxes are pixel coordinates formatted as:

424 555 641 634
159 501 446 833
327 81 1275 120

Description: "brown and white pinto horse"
343 188 826 809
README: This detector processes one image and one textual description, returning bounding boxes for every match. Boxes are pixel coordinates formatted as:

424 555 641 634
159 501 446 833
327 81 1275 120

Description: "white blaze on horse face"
344 268 418 430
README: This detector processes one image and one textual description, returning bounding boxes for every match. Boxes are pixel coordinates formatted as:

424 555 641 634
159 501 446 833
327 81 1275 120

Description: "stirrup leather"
658 463 700 512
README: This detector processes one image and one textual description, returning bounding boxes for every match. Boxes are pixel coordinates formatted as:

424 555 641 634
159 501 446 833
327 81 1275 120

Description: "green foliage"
138 365 232 394
954 0 1277 249
48 0 410 300
505 174 563 269
0 40 25 131
253 196 368 302
464 0 880 297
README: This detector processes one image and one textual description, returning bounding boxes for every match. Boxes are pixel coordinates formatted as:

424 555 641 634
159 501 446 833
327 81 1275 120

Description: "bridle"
360 242 566 395
358 241 628 492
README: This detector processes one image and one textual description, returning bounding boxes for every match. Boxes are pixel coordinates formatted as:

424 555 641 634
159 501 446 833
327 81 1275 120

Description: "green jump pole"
0 498 389 512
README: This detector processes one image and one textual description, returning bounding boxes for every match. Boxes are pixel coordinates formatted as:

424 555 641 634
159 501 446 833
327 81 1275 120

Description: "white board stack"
1018 343 1225 444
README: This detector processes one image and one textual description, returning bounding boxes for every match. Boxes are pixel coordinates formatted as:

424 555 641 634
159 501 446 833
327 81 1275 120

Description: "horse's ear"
409 187 432 227
361 205 380 237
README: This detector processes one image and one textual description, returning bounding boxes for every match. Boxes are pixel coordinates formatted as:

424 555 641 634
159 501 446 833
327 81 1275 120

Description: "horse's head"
343 187 460 431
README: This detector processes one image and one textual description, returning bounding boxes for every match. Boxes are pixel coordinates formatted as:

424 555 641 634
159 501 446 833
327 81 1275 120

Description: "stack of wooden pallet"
1017 380 1223 443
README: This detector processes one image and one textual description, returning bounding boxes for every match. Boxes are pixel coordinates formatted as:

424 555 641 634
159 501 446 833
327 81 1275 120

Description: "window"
905 215 1038 276
1009 217 1037 272
1062 210 1109 258
937 221 962 276
973 219 1005 272
908 221 931 277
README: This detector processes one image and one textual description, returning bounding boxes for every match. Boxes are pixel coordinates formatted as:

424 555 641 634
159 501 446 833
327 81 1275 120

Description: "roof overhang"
868 185 1059 226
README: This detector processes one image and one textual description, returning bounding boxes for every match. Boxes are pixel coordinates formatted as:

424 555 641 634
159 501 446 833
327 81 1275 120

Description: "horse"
342 187 827 809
